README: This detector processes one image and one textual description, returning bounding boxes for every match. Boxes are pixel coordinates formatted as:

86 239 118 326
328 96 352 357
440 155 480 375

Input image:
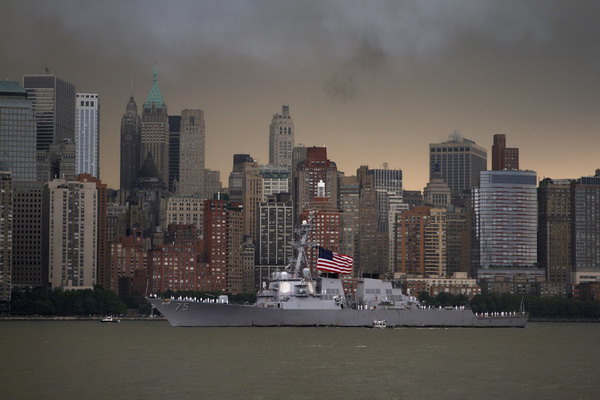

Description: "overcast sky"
2 0 600 189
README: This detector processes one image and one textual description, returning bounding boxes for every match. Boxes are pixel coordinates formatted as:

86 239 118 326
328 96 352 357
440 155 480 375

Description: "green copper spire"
144 66 165 109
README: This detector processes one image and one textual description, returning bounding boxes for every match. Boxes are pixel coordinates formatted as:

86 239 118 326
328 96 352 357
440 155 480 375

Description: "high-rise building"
367 168 402 232
43 179 98 290
339 176 360 260
429 130 487 198
179 109 205 196
242 161 263 241
356 166 388 276
75 93 100 177
258 193 293 265
120 96 141 197
141 68 169 185
492 134 519 171
0 171 12 313
203 198 229 292
445 206 469 277
570 172 600 285
0 81 36 182
228 154 253 203
23 74 75 152
269 105 294 170
168 115 181 192
538 178 571 283
77 174 109 289
296 147 338 222
11 181 44 288
392 206 447 277
473 170 537 269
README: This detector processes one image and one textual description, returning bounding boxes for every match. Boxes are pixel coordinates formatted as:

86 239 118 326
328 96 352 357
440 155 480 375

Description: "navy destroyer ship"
148 222 527 328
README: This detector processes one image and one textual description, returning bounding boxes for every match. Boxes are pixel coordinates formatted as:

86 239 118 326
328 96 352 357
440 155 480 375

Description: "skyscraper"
75 93 100 177
0 81 36 182
179 109 205 196
269 105 294 170
473 170 537 269
538 178 571 283
367 167 402 232
492 134 519 171
168 115 181 192
44 178 98 290
296 147 338 222
258 193 293 265
141 68 169 185
356 166 388 276
570 172 600 285
120 96 141 197
23 74 75 151
429 131 487 198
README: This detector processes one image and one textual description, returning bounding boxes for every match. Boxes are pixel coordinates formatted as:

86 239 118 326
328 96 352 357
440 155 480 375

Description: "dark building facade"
168 115 181 192
119 96 141 197
492 134 519 171
23 74 75 152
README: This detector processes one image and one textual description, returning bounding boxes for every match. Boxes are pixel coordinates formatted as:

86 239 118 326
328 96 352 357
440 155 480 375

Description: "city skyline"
3 1 600 189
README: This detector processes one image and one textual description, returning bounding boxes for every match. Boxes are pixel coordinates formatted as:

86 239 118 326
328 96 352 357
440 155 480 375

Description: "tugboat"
148 221 527 328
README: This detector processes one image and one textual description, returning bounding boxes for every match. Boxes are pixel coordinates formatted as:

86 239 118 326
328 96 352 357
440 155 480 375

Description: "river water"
0 321 598 400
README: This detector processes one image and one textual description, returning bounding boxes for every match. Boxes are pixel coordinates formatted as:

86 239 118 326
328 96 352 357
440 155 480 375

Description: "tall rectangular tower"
23 74 75 151
474 170 537 269
538 178 571 283
0 81 37 183
258 193 293 265
75 93 100 178
44 179 98 290
269 105 294 171
367 167 402 232
120 96 141 197
570 172 600 285
429 131 487 198
179 109 205 196
168 115 181 192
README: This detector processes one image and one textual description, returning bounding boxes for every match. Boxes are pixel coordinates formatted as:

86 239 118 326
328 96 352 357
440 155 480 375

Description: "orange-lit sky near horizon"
3 1 599 190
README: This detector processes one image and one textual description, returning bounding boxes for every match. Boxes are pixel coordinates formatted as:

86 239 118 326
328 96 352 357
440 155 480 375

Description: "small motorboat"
100 316 120 323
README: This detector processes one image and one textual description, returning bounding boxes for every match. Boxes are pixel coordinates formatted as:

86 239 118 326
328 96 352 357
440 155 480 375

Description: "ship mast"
288 220 311 278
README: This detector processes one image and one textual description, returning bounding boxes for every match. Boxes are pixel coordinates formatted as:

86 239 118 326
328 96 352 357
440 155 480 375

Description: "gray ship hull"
149 298 527 328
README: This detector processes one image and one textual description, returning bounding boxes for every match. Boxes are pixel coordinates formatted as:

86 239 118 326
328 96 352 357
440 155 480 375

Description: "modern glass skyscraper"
269 105 294 171
429 131 487 197
0 81 36 182
23 74 75 151
473 170 537 268
75 93 100 177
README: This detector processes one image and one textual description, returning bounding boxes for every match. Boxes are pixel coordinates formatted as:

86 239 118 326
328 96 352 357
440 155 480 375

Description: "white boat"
100 316 120 323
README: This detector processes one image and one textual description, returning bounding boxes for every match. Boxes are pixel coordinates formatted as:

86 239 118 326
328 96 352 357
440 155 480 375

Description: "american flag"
316 247 353 275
